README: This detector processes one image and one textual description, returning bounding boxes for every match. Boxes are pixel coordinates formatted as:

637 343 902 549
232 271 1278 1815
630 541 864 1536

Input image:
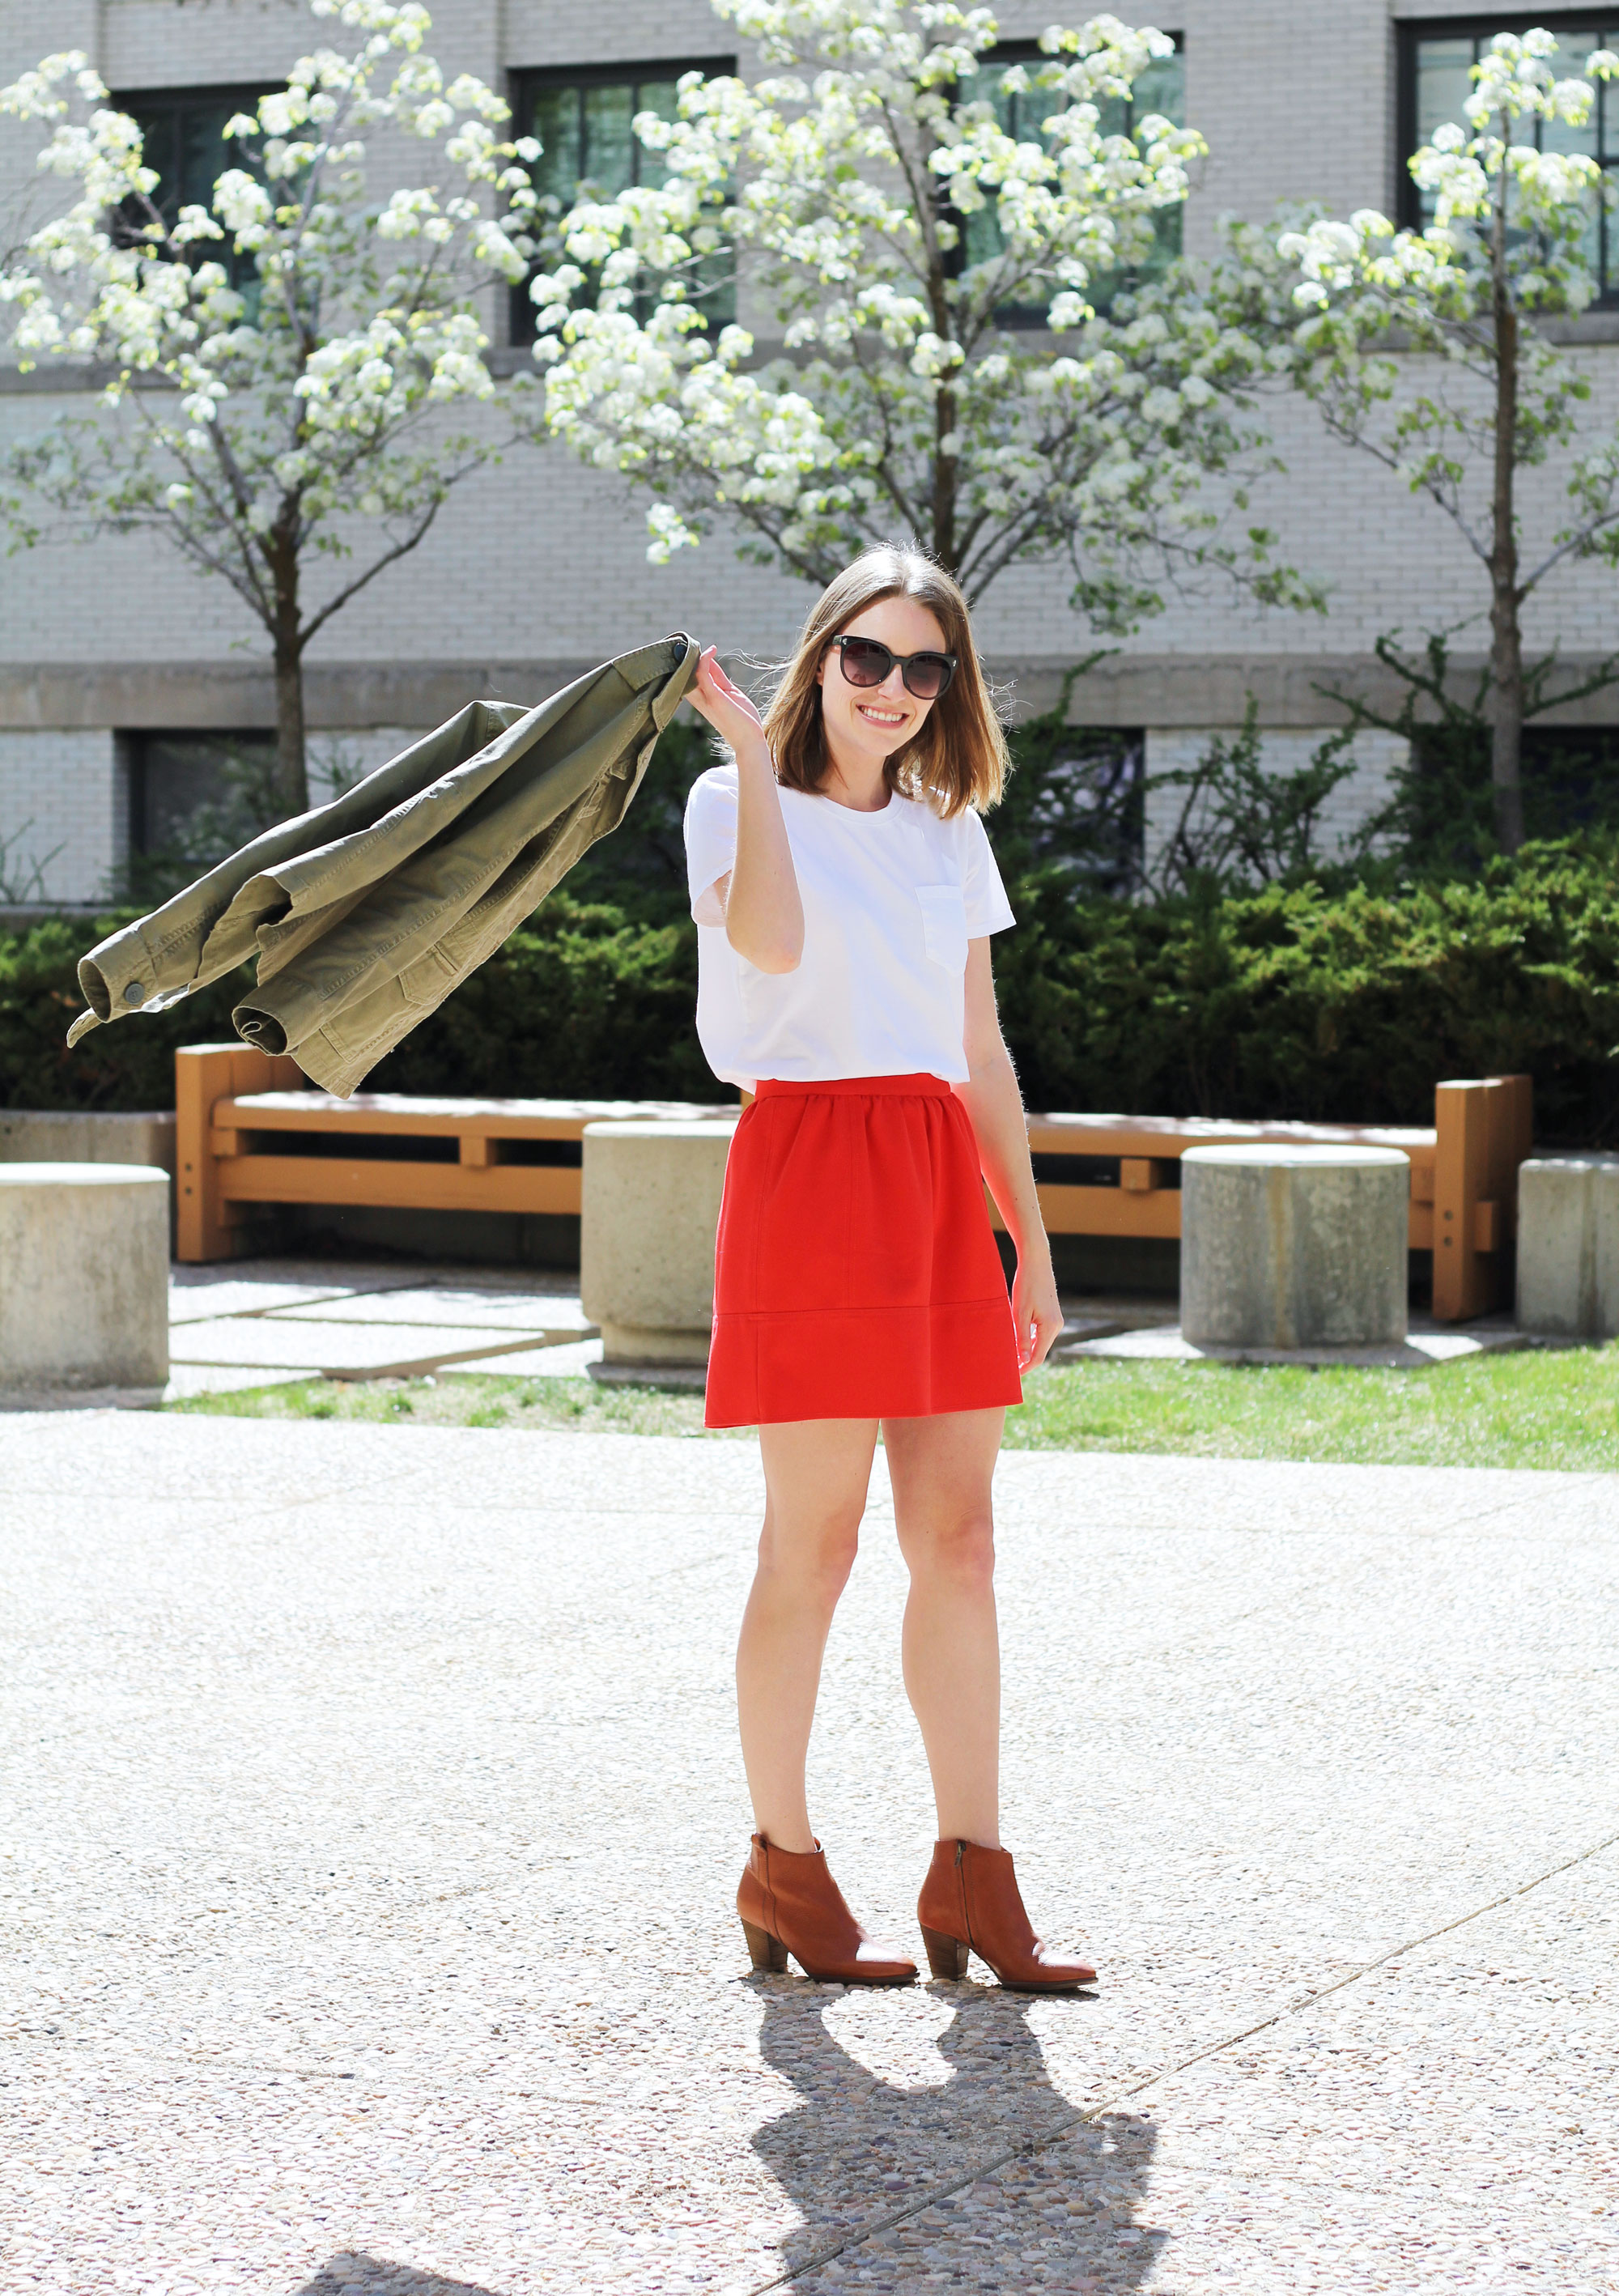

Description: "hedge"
3 838 1615 1143
992 841 1619 1145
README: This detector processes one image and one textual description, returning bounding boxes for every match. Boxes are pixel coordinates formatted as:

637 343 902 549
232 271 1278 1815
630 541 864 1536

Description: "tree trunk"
933 379 958 580
268 519 308 818
1488 170 1525 854
274 646 308 821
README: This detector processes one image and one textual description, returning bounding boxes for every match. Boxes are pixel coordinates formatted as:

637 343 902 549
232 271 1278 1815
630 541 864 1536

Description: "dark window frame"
110 80 275 293
946 32 1187 329
123 729 279 899
1396 13 1619 302
507 56 736 347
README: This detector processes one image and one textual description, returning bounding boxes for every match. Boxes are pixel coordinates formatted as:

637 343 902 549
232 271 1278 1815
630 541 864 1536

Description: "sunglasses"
829 633 958 701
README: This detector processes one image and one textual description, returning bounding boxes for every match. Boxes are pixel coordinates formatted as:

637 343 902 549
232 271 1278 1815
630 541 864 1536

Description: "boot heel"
921 1925 971 1980
741 1917 788 1973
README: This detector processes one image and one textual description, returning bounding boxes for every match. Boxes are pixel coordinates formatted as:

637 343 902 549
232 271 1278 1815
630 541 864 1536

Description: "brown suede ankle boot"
917 1839 1097 1991
737 1835 916 1984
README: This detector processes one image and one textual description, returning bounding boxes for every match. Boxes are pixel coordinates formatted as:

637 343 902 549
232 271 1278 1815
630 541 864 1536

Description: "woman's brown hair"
760 546 1008 817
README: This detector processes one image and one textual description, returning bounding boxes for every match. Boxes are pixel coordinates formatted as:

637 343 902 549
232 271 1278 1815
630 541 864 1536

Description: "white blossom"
0 0 536 810
1230 23 1619 848
529 0 1305 623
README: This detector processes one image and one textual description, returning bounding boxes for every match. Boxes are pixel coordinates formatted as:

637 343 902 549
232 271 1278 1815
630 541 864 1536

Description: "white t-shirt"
682 763 1016 1091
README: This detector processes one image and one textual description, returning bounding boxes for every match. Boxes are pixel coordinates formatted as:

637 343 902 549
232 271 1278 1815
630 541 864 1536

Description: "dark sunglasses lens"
838 638 890 687
903 654 954 699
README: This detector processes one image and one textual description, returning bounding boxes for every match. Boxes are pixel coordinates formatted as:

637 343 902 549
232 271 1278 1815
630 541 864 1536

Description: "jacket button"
123 981 146 1006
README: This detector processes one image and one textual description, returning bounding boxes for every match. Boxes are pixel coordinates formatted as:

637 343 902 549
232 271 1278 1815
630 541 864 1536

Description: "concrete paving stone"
446 1339 605 1378
410 1267 589 1300
162 1363 325 1399
0 1421 1613 2294
165 1317 562 1375
168 1261 430 1324
168 1278 373 1324
266 1290 596 1337
165 1261 589 1329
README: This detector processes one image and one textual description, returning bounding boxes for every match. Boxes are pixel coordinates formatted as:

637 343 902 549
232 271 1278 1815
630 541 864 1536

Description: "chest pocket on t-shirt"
916 885 968 973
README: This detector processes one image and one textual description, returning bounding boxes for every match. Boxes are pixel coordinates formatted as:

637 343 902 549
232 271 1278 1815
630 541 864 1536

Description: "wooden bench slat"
1025 1115 1435 1157
992 1182 1438 1249
985 1184 1184 1239
217 1154 584 1219
217 1091 736 1136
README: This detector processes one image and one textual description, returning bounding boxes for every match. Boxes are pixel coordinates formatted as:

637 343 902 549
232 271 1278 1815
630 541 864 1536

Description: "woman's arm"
686 647 804 975
954 938 1064 1372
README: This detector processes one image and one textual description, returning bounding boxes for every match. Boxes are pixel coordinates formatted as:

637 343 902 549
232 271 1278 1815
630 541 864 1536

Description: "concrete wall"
0 730 122 904
2 0 1615 898
1143 725 1409 882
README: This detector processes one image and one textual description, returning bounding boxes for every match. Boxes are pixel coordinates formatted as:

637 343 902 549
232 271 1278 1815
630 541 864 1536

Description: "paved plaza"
162 1261 606 1396
2 1411 1616 2294
151 1258 1529 1399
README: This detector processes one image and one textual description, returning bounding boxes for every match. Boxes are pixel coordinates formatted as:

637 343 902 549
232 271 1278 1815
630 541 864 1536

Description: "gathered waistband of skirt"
752 1073 952 1100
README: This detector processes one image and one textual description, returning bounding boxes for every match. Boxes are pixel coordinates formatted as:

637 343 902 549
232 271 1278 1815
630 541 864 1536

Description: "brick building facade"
2 0 1616 902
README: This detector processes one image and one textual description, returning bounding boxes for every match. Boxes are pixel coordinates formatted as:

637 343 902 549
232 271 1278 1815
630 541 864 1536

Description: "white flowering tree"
1223 29 1619 852
527 1 1314 633
0 0 538 814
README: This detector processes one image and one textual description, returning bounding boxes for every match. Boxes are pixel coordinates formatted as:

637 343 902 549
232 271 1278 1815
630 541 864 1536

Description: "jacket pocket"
916 884 968 972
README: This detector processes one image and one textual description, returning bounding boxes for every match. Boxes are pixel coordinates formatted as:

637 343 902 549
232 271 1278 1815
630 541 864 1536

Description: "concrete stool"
1181 1143 1409 1350
1516 1154 1619 1337
0 1163 170 1392
580 1119 737 1367
0 1111 179 1251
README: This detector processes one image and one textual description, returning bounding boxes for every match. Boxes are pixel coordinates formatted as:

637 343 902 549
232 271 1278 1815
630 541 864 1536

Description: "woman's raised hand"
687 645 767 756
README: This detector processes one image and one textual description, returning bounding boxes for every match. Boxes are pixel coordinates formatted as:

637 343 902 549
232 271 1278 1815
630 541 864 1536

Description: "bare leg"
882 1407 1005 1847
737 1418 879 1853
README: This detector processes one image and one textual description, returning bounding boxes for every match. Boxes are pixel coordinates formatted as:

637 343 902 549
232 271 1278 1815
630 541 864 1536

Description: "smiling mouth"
856 703 907 727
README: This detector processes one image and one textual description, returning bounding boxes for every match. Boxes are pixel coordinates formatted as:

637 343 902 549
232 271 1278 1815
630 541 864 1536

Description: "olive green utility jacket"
70 635 698 1098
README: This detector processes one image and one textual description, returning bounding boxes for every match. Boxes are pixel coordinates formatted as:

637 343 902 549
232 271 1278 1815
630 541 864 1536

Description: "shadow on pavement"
753 1981 1165 2288
292 2256 505 2296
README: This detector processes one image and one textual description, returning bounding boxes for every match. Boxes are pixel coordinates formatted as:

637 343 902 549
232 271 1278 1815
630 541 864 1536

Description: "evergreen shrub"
992 839 1619 1145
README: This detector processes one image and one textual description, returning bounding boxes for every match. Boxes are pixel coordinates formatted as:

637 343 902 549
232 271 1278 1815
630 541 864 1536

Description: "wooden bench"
1009 1074 1532 1322
175 1045 1531 1322
174 1044 737 1265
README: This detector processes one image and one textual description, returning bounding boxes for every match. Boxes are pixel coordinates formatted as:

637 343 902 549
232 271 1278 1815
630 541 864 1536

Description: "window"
113 83 272 298
951 36 1186 325
985 726 1145 894
508 59 736 344
1397 17 1619 301
125 732 278 902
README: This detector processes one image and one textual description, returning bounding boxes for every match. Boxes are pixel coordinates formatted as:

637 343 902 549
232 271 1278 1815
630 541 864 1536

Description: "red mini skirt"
705 1074 1023 1428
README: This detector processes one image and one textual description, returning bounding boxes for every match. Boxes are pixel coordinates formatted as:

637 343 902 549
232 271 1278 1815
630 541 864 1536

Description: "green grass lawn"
1004 1347 1619 1470
166 1344 1619 1471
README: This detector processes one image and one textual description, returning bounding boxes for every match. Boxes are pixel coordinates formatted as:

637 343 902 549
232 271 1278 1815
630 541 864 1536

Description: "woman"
685 545 1095 1993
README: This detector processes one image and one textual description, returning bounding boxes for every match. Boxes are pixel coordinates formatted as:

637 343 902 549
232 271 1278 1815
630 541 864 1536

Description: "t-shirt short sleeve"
961 808 1016 937
684 766 738 927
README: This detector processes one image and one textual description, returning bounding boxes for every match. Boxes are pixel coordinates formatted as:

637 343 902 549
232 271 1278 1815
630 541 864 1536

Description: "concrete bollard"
580 1119 737 1367
1181 1143 1410 1350
1516 1154 1619 1338
0 1163 170 1392
0 1110 179 1251
0 1108 176 1176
